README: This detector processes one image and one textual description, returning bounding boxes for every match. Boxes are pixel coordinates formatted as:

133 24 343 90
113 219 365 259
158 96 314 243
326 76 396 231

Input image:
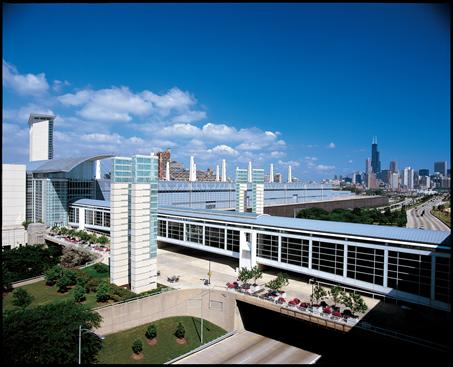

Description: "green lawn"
96 316 227 364
3 265 110 311
431 209 451 228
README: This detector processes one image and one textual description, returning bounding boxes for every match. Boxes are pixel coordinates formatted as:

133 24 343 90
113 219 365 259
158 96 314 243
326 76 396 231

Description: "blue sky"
2 3 450 180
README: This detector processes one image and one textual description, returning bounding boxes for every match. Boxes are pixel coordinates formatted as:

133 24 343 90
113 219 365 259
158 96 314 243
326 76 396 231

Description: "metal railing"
164 331 236 364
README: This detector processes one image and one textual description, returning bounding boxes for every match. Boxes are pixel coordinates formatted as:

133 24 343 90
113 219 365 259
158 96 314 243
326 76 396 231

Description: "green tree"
145 324 157 339
44 265 63 286
3 301 102 364
311 283 327 305
350 293 368 316
250 265 263 285
132 339 143 354
98 235 109 245
93 263 109 273
265 272 289 292
3 267 13 293
174 322 185 339
22 220 32 230
12 288 33 308
75 270 91 292
73 285 86 303
96 281 110 303
329 285 344 306
237 267 253 285
56 273 71 293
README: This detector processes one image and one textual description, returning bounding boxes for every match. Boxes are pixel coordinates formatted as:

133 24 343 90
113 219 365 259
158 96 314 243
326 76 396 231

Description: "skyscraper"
371 136 381 174
434 161 447 176
389 160 397 173
221 159 227 182
28 113 55 161
252 169 264 214
419 169 429 177
235 168 248 212
269 164 274 183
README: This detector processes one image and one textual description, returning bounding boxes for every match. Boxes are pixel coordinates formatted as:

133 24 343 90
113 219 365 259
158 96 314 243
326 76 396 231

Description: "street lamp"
198 290 210 346
78 325 105 365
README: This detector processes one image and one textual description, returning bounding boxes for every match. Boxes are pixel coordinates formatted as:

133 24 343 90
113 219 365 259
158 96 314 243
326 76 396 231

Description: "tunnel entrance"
236 300 448 364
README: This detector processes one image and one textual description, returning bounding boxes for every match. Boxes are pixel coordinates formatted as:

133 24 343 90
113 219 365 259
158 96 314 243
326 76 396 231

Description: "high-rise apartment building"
371 137 381 174
403 167 414 190
269 164 274 183
288 165 292 183
28 113 55 162
434 161 447 176
156 149 171 180
110 154 158 293
390 172 399 191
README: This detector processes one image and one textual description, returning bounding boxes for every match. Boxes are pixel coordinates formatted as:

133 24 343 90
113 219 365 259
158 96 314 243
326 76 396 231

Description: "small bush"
56 274 71 293
73 285 86 303
44 265 63 286
87 278 100 292
12 288 33 308
96 281 110 303
131 339 143 354
145 324 157 339
174 322 185 339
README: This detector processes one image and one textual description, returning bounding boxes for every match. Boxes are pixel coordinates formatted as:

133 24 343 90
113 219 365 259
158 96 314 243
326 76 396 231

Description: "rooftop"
27 154 113 174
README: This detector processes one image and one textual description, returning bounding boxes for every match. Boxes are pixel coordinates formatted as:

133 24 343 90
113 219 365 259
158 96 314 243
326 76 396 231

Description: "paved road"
174 330 320 364
406 199 450 232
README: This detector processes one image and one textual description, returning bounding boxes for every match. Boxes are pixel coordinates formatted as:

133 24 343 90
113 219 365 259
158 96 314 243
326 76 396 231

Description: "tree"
340 291 354 311
96 281 110 303
329 285 344 306
56 273 71 293
265 272 289 292
93 263 109 273
3 267 13 293
12 288 33 308
22 220 32 230
60 247 95 268
131 339 143 354
145 324 157 340
311 283 327 305
250 265 263 285
237 267 253 285
174 322 185 339
98 235 109 245
75 270 91 292
44 265 63 286
3 301 102 364
350 293 368 316
73 285 87 303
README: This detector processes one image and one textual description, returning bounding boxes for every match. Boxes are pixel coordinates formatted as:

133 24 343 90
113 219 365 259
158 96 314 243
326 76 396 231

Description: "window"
281 236 309 268
205 226 224 249
226 229 240 252
347 246 384 286
435 256 450 303
158 220 167 237
168 221 184 240
257 233 278 261
186 224 203 244
312 241 344 276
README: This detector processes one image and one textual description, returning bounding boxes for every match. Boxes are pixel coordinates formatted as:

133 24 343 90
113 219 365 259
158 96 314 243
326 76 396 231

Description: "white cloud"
278 160 300 167
3 103 55 124
52 80 70 92
348 160 353 163
315 164 335 171
207 144 239 156
3 60 49 96
270 151 286 158
328 142 336 149
58 90 93 106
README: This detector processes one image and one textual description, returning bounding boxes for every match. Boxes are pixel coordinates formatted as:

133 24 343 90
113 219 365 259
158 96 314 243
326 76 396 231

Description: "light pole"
198 290 209 346
78 325 104 365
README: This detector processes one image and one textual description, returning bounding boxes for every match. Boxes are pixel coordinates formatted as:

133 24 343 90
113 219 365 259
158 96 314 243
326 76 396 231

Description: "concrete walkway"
174 330 320 364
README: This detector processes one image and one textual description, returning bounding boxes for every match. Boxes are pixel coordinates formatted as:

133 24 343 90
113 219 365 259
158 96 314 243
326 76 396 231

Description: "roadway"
174 330 320 364
406 197 450 231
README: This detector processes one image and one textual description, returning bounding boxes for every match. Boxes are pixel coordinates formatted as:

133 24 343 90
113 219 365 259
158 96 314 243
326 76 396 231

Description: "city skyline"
2 3 450 180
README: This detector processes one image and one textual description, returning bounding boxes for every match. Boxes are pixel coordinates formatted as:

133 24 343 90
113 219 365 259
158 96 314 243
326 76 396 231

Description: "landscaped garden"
97 316 227 364
3 263 171 312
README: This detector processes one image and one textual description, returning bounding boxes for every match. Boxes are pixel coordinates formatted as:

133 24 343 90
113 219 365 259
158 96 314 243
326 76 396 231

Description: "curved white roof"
28 154 113 173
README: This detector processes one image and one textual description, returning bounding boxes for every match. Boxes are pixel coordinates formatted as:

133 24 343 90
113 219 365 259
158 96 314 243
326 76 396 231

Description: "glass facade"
158 219 167 237
186 224 203 244
226 229 240 252
281 236 309 268
347 246 384 285
257 233 279 261
312 241 344 276
45 180 68 226
434 256 450 303
168 221 184 240
205 226 225 249
387 251 431 298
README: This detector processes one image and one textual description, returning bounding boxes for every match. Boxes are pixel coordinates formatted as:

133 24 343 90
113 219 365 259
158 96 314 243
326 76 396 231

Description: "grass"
96 316 227 364
431 209 451 228
3 264 110 312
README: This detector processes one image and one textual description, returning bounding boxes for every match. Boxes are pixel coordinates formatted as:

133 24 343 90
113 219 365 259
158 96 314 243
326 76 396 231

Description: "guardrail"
164 331 236 364
11 275 45 288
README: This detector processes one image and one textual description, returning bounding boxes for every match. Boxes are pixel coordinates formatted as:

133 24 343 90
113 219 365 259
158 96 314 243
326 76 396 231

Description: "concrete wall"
94 288 243 336
263 195 389 217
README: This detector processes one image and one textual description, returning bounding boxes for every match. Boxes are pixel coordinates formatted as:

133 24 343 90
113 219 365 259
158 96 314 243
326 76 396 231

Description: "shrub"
87 278 100 292
60 248 94 268
145 324 157 339
108 283 136 301
12 288 33 308
56 273 72 293
44 265 63 286
311 283 327 305
73 285 86 303
174 322 185 339
131 339 143 354
65 269 78 286
96 281 110 303
237 267 253 284
75 271 91 292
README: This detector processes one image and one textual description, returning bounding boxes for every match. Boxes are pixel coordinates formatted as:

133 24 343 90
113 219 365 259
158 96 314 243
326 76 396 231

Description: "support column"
278 235 282 263
308 238 313 269
343 243 348 278
383 247 389 287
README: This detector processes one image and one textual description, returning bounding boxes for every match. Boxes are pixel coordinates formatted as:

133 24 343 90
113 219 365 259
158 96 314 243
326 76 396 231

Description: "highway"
406 197 450 232
174 330 320 364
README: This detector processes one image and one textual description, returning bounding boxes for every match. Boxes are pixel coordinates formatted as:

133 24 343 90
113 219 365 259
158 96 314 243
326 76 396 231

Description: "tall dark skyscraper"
419 169 429 177
434 161 447 176
390 160 397 173
371 136 381 174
